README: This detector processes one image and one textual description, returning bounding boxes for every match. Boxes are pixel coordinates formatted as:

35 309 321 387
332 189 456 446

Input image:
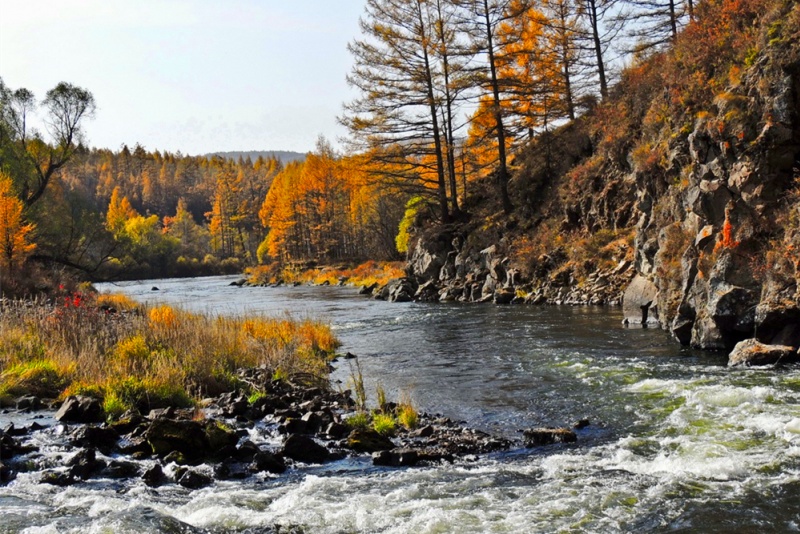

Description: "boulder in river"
372 448 419 467
144 419 238 462
622 275 659 326
727 339 798 367
347 428 394 453
55 396 105 424
250 451 287 474
175 467 212 489
523 428 577 447
281 434 330 464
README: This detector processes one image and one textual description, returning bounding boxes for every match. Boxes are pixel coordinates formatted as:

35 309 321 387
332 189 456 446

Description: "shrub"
396 196 425 254
372 413 397 436
345 411 371 430
397 403 418 430
0 359 71 399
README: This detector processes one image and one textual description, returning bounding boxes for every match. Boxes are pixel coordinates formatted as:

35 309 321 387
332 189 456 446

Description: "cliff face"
403 0 800 359
640 38 800 351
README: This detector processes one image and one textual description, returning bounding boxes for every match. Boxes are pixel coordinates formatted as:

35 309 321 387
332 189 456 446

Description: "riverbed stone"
67 448 104 480
142 464 167 487
281 434 330 464
55 395 104 424
251 451 287 474
523 428 577 447
727 339 798 367
176 468 212 489
347 428 394 453
372 448 419 467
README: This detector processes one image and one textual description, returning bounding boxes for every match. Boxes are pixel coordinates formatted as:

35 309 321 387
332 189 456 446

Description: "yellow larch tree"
0 171 36 274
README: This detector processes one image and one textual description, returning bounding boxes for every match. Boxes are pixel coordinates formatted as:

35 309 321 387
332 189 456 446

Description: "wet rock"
372 448 419 467
278 418 308 435
251 451 287 474
0 461 13 484
493 288 516 305
41 471 76 486
55 395 104 424
104 460 140 479
573 419 591 429
215 461 249 480
411 425 434 438
300 412 324 434
148 407 175 419
727 339 798 367
3 423 27 437
142 464 167 487
282 434 330 464
15 395 41 411
109 414 145 435
414 281 440 302
176 468 212 489
387 278 418 303
145 419 206 458
234 440 261 462
622 276 659 325
70 425 119 451
359 283 378 295
347 428 394 453
118 436 152 456
162 450 187 466
67 448 104 479
144 419 237 462
523 428 577 447
324 422 349 440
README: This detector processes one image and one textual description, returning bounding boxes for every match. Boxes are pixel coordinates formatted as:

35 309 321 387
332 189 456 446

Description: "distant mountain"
206 150 307 164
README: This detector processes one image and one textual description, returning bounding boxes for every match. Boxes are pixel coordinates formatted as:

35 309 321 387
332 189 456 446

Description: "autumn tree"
0 171 35 275
621 0 692 52
106 186 139 235
579 0 623 99
457 0 531 213
0 78 96 207
342 0 453 222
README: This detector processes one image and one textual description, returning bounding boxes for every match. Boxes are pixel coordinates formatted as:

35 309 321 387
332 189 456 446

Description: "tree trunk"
482 0 512 214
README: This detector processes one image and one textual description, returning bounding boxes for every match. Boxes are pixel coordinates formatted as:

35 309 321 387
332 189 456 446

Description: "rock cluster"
365 235 634 307
4 368 582 490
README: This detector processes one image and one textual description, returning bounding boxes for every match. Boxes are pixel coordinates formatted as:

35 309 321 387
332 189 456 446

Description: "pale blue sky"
0 0 365 155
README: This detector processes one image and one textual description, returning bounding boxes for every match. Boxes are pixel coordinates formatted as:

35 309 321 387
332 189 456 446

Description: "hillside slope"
403 0 800 357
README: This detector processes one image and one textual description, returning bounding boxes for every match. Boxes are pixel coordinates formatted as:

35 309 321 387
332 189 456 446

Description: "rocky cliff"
393 0 800 365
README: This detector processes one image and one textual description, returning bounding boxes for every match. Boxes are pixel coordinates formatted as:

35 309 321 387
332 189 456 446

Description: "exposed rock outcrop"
728 339 798 366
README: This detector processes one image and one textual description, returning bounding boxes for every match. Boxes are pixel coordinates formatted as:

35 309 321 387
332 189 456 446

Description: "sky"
0 0 366 155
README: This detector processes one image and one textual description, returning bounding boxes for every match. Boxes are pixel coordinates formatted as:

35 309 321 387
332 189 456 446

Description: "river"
2 275 799 533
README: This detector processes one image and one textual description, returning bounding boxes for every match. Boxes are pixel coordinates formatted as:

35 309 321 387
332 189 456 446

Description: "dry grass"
247 260 405 288
0 293 339 415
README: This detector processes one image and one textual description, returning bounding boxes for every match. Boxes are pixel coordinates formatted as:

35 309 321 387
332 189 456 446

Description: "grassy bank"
0 291 339 417
246 260 405 288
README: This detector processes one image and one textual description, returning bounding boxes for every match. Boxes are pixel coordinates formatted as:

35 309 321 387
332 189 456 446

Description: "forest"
0 0 788 294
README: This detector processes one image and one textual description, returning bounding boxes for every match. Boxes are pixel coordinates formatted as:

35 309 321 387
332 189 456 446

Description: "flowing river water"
2 275 799 533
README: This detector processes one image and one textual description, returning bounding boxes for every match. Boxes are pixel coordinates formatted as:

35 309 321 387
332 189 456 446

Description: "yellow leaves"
149 305 178 329
106 186 139 235
0 171 36 273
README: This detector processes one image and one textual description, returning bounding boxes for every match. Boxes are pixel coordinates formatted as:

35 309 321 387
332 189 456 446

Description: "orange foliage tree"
0 171 36 274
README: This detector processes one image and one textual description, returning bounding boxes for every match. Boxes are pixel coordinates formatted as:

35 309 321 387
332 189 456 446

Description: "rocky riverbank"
0 364 586 491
